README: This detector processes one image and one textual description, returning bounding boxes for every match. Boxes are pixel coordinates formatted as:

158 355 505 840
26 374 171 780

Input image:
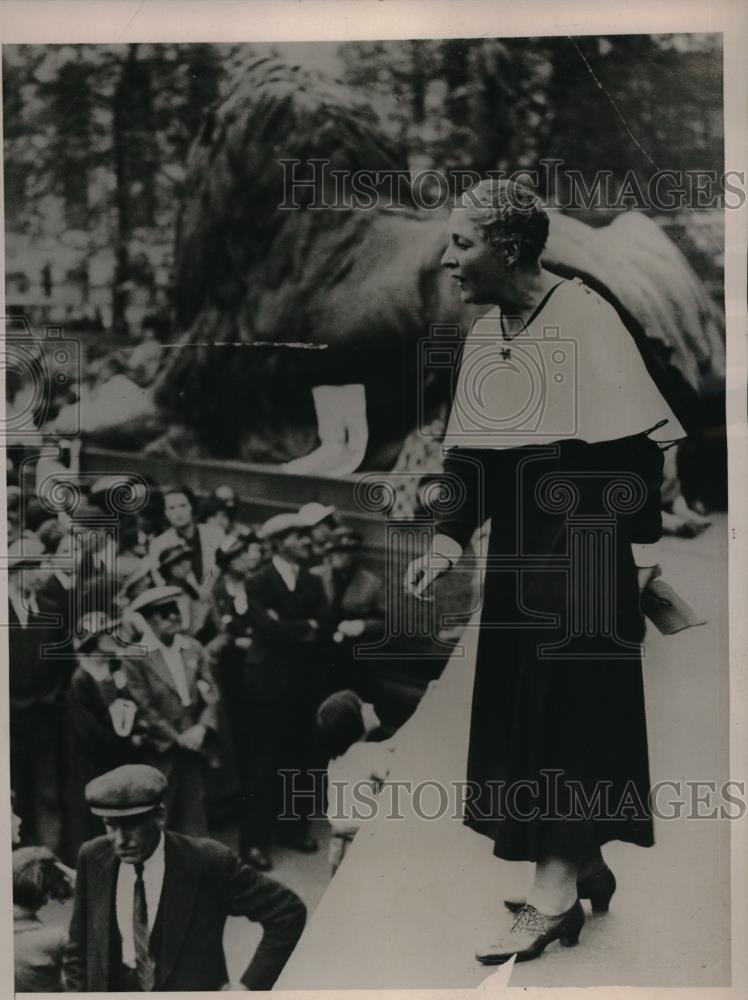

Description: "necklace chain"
499 312 525 342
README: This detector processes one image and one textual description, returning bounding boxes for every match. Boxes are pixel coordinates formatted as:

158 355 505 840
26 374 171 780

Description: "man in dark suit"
121 586 221 836
8 543 66 854
63 764 306 991
312 527 385 695
239 511 331 870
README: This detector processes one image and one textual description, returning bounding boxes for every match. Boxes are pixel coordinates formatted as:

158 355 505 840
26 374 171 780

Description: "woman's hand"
404 552 452 600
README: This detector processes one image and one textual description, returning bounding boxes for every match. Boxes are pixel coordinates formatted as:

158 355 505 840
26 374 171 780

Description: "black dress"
436 432 664 862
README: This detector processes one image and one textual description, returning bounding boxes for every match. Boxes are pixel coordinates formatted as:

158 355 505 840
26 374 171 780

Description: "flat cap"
128 585 183 616
260 511 309 540
298 502 336 527
85 764 167 817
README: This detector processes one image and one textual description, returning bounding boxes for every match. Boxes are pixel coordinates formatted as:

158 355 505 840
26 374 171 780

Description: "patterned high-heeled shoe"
504 865 616 915
476 900 585 965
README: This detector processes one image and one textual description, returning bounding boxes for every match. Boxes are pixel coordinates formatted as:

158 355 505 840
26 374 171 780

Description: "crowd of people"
8 462 392 864
9 457 401 988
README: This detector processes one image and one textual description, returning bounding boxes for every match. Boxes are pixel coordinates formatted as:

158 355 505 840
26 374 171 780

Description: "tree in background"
338 34 723 198
3 35 723 333
3 42 229 332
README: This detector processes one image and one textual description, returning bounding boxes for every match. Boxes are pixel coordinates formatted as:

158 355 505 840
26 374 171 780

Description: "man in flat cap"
63 764 306 991
237 510 331 870
119 586 221 836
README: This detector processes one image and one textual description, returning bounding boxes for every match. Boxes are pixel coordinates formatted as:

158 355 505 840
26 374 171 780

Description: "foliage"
338 34 723 187
3 35 723 334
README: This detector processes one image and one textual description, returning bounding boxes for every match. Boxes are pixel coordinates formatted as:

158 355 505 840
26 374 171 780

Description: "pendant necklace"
499 281 567 360
499 312 524 359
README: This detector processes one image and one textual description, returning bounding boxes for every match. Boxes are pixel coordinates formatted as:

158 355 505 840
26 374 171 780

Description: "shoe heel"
587 890 610 913
580 867 616 913
558 901 584 947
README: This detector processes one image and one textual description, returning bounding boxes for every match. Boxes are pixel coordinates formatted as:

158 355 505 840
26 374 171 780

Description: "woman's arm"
405 449 486 598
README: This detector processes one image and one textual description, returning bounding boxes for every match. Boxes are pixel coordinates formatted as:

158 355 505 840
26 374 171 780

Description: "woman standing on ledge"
405 179 683 965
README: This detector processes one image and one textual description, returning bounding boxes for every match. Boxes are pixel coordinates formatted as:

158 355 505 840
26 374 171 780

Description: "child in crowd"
13 846 75 992
316 689 395 875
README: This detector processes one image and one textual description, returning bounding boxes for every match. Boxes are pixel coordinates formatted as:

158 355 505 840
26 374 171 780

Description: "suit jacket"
8 599 62 716
242 562 331 702
68 662 143 762
149 523 224 588
62 831 306 991
121 636 220 767
312 562 385 641
14 914 66 992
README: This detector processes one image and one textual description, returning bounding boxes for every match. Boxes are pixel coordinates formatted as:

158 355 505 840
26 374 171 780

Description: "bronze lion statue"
63 58 724 521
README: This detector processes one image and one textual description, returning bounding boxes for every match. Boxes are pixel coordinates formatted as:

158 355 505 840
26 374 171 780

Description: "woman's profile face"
440 208 505 305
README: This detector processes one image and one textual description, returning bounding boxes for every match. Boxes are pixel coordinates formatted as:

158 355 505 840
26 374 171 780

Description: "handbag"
641 575 708 635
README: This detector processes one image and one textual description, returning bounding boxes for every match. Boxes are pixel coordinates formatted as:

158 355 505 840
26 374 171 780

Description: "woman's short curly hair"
461 178 549 265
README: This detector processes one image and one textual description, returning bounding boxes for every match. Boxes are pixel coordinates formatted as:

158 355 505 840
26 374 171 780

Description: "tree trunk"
111 45 138 334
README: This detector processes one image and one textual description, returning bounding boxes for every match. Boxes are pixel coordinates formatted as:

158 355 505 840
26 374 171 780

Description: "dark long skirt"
438 436 663 862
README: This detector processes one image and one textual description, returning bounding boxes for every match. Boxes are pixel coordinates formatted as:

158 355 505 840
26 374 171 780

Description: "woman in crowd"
199 494 234 537
158 542 214 641
149 483 225 589
210 534 265 786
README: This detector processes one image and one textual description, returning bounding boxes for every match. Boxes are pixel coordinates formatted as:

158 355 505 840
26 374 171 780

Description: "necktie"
133 863 156 990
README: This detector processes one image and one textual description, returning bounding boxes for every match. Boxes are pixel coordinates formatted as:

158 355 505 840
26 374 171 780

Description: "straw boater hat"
259 511 310 541
297 502 336 527
128 585 183 617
